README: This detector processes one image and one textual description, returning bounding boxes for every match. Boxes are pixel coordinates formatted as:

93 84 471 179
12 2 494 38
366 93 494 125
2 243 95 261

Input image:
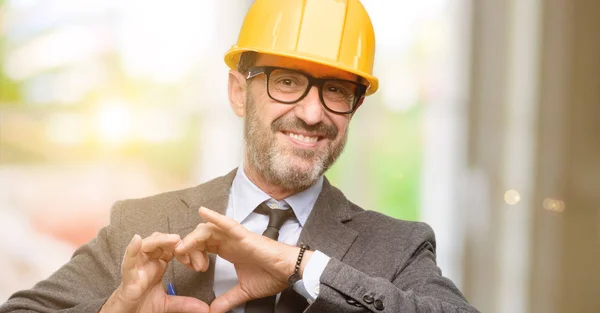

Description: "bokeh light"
96 100 133 145
504 189 521 205
543 198 565 212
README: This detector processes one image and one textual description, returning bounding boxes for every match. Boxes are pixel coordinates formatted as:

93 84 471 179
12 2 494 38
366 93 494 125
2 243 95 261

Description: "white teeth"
288 132 318 144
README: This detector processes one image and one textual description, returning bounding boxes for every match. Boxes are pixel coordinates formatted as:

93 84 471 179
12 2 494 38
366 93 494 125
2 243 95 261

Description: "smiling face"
228 54 357 196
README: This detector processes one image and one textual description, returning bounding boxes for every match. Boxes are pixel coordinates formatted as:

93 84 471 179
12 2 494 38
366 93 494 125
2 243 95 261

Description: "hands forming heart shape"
100 207 310 313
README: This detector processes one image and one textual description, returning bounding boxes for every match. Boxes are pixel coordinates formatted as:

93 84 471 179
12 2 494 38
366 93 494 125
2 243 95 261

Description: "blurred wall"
544 1 600 311
462 0 600 312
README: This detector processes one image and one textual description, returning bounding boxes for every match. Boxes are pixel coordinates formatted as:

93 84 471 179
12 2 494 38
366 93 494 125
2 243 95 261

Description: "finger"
206 241 220 254
175 223 222 254
141 233 181 260
188 248 210 272
199 207 246 239
121 234 142 283
209 284 249 313
164 295 210 313
174 250 192 269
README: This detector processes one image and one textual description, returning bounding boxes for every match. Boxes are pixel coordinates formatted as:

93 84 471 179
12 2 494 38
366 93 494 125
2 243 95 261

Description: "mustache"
271 116 338 139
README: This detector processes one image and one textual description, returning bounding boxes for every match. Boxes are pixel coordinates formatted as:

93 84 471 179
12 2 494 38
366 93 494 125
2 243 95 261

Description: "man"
1 0 479 312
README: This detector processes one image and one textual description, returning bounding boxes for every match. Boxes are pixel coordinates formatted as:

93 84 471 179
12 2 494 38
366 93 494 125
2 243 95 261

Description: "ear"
228 70 247 117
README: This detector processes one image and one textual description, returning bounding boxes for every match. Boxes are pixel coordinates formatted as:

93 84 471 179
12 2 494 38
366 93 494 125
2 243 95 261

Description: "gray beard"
243 95 348 193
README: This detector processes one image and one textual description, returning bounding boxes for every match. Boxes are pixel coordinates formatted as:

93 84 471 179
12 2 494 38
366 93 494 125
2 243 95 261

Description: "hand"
175 207 312 313
100 233 209 313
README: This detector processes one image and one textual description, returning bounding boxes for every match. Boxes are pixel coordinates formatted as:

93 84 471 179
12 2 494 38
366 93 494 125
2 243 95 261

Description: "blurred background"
0 0 598 312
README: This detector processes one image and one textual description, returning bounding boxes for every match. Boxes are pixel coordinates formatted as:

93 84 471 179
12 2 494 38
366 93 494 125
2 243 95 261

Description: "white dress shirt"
212 167 331 312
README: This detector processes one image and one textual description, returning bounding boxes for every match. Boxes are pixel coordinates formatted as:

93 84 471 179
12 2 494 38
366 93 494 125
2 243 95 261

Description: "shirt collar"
230 166 323 226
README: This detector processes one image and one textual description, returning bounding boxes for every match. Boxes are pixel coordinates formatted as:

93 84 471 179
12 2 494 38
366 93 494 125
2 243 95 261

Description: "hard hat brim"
224 47 379 96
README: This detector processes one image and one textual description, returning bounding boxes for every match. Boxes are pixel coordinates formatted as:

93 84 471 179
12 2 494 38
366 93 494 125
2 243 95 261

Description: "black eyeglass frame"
246 66 368 114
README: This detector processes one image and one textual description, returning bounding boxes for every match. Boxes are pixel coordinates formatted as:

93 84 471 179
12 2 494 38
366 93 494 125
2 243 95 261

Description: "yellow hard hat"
224 0 379 95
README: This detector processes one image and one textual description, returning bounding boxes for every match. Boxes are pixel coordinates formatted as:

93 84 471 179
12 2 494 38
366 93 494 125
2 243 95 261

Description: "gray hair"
237 51 258 74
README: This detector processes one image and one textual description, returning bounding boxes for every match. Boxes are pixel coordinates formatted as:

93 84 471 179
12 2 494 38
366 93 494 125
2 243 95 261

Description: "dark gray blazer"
0 169 479 312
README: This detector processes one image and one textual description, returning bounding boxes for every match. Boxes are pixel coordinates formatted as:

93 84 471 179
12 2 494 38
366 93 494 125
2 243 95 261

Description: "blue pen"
167 283 176 296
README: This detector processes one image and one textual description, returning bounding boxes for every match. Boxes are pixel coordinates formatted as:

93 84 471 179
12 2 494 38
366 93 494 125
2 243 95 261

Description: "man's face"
241 54 356 192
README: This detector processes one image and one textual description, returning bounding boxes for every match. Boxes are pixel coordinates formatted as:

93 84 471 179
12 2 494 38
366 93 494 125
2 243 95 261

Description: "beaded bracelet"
288 243 310 285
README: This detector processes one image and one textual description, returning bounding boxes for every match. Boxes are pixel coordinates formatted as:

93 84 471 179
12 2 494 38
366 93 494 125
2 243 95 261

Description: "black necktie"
245 201 295 313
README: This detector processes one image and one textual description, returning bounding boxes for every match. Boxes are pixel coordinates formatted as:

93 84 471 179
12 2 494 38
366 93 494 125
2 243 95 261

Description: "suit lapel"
166 169 236 302
298 178 358 262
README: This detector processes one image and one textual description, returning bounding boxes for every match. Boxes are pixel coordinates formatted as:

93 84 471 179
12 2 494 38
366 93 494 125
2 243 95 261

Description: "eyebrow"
257 63 361 83
292 67 359 82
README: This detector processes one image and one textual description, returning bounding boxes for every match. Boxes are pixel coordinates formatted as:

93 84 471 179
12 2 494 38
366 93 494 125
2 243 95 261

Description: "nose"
293 86 325 125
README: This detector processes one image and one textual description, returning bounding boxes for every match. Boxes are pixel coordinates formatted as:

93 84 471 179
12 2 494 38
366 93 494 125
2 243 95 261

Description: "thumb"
209 284 250 313
164 295 210 313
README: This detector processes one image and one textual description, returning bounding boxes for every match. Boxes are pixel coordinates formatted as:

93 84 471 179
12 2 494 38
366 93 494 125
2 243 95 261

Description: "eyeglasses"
246 66 367 114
